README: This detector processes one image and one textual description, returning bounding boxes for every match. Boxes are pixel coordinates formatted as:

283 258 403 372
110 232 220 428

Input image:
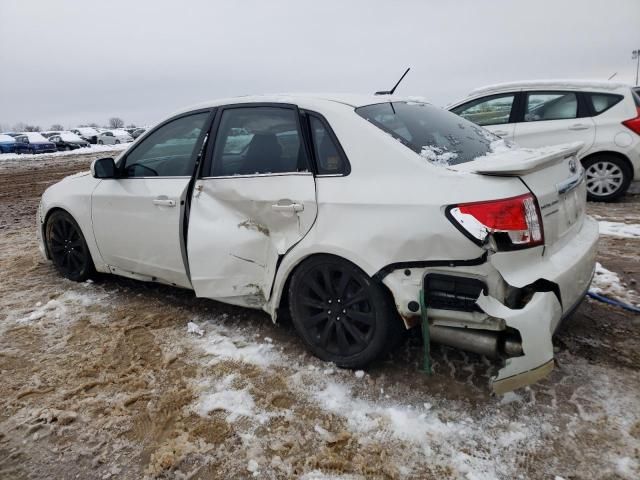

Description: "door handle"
152 196 176 207
493 130 509 137
568 124 589 131
271 202 304 213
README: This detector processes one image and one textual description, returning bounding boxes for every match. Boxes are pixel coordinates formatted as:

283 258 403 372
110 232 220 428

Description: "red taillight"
622 107 640 135
448 193 544 249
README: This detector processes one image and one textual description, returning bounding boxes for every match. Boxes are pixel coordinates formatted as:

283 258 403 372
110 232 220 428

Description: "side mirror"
91 157 117 178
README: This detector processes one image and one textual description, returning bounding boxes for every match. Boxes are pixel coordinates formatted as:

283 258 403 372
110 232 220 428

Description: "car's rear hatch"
451 142 586 247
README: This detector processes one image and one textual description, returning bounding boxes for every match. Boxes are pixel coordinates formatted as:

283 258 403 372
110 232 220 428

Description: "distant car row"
0 127 145 154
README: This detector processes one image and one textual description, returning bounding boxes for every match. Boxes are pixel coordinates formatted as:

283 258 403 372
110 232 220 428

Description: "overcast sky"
1 0 638 129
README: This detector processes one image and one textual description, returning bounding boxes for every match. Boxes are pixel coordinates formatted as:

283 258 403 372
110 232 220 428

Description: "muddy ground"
0 152 638 480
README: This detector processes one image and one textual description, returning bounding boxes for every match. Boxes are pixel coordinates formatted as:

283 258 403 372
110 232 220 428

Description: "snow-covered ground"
598 220 640 239
0 143 129 161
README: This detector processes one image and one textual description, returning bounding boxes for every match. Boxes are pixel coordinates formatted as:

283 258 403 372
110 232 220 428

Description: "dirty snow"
590 262 640 306
598 220 640 238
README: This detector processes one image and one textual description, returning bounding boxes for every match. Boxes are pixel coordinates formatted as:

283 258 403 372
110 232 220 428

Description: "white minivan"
449 81 640 201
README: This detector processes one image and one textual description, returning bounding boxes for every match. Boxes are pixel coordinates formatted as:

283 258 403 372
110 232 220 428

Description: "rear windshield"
355 101 496 165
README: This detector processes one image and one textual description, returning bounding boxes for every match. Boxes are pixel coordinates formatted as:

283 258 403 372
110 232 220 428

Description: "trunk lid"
451 142 587 246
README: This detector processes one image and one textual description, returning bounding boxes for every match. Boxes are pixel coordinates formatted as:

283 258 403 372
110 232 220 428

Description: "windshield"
355 101 499 165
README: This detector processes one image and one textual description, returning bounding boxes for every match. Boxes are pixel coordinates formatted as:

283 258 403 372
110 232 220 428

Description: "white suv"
449 80 640 201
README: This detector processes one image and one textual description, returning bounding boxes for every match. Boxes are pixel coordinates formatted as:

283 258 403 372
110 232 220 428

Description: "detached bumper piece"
476 291 561 394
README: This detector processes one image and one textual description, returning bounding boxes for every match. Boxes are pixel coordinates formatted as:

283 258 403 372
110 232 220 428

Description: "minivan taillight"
447 193 544 250
622 107 640 135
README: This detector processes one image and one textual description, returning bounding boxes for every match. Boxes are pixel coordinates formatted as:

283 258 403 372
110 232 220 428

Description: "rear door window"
211 107 309 176
451 94 516 126
524 92 578 121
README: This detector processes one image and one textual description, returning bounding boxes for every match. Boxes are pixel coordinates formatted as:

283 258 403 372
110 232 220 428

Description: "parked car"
10 132 57 154
0 134 17 153
97 129 133 145
70 127 101 144
37 94 598 393
41 131 61 139
3 134 32 154
448 80 640 202
131 127 146 139
49 132 90 151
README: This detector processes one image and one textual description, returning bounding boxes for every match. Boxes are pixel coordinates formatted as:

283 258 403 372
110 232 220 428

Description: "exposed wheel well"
581 151 634 180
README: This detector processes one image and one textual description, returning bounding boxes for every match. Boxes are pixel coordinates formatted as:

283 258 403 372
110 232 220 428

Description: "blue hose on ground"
587 290 640 314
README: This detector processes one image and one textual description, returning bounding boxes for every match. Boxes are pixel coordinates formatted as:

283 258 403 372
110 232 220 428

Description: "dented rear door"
186 104 317 308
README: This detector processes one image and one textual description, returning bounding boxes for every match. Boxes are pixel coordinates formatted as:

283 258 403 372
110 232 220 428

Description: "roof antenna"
375 67 411 95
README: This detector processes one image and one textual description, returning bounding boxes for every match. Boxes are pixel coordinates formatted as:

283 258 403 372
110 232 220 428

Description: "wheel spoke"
303 311 328 327
304 275 327 300
345 309 375 325
344 288 368 307
335 271 351 298
320 265 334 297
318 320 334 348
335 323 350 351
300 295 325 310
342 320 367 346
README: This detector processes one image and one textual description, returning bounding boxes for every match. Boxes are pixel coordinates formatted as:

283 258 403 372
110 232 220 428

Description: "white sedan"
37 94 598 392
97 129 134 145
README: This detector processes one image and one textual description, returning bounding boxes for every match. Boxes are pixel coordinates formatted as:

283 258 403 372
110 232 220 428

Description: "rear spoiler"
452 142 583 176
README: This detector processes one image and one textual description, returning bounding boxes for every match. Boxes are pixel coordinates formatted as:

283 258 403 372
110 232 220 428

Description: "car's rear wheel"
115 140 120 144
46 210 95 282
98 140 103 145
289 255 400 368
583 155 631 202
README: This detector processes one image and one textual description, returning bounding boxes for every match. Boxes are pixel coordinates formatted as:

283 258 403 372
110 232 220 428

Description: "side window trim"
201 102 311 178
119 108 214 178
300 109 351 177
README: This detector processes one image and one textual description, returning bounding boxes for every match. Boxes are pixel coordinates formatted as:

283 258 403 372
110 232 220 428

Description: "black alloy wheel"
46 211 95 282
289 255 400 368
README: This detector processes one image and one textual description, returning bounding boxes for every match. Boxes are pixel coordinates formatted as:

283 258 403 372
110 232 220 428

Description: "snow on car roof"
469 79 631 96
0 134 16 143
60 132 83 141
24 132 49 142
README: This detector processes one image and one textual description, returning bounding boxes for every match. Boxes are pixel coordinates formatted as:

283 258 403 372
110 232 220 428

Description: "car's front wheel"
98 140 103 145
289 255 401 368
46 210 95 282
584 155 632 202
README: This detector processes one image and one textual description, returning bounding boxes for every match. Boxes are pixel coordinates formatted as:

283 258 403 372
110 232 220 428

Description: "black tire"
583 155 632 202
98 140 103 145
46 210 95 282
288 255 400 368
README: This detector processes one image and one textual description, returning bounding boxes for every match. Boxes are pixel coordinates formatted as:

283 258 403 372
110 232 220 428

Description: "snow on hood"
60 132 84 142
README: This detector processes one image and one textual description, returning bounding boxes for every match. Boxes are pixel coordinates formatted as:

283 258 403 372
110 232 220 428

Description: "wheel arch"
581 150 635 180
268 249 393 322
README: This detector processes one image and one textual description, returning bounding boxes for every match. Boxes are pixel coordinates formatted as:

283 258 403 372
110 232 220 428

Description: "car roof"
171 93 427 117
468 79 632 96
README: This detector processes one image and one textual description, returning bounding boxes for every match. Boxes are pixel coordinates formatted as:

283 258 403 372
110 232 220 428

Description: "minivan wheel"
583 155 631 202
289 255 400 368
46 210 95 282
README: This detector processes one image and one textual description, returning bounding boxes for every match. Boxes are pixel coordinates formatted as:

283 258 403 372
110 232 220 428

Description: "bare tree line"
1 117 133 133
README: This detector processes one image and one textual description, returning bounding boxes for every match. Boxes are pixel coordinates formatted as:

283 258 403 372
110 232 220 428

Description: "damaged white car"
37 94 598 392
